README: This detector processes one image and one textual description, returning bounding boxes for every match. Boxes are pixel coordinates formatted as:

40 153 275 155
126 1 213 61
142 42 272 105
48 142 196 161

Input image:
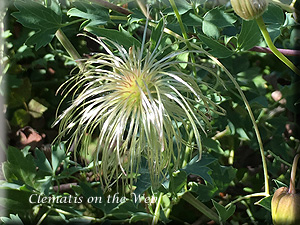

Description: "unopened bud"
230 0 268 20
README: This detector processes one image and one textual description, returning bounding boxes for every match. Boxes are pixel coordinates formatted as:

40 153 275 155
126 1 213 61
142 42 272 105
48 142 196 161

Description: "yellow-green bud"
271 187 300 225
230 0 268 20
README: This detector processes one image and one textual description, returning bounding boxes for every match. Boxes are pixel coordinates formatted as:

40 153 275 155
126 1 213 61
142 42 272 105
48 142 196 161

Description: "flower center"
120 70 146 104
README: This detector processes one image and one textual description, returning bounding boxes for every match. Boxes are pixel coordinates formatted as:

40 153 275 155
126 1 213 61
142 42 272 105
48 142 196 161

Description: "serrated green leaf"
67 1 110 29
237 20 261 51
198 34 233 58
85 26 141 49
12 0 62 50
3 146 36 187
212 200 236 222
181 154 217 184
190 182 218 202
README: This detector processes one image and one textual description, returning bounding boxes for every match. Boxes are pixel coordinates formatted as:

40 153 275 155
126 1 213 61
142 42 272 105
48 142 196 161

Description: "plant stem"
87 0 132 15
271 0 294 12
36 208 51 225
55 29 84 71
60 18 86 27
182 128 194 168
152 192 163 225
289 154 300 194
225 192 268 208
182 192 220 223
250 46 300 56
205 51 270 196
256 16 300 76
168 0 197 77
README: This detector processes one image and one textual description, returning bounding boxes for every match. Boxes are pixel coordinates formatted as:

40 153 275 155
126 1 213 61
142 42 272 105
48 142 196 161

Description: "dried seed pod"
271 187 300 225
230 0 268 20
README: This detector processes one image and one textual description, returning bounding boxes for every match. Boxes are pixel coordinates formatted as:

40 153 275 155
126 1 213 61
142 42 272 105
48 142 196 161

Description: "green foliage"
2 0 300 224
12 0 62 50
67 1 110 29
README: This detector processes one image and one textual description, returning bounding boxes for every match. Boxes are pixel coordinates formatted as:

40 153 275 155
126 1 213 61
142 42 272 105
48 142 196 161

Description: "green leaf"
37 175 52 195
263 4 285 42
237 20 261 51
11 109 30 127
3 146 37 187
8 78 31 108
28 99 48 118
85 26 141 49
79 182 107 212
51 143 66 173
134 168 152 197
150 18 164 51
67 1 110 29
263 4 284 25
34 149 52 175
163 0 192 15
169 170 187 194
0 189 33 213
0 214 24 225
181 12 203 26
181 154 217 184
12 0 62 50
198 34 233 58
256 195 272 211
202 20 220 39
203 7 236 28
212 200 236 222
190 182 218 202
202 7 236 39
202 137 224 154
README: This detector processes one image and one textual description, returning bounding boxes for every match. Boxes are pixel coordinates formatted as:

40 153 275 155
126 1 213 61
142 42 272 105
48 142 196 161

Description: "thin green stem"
225 192 268 208
289 154 300 194
205 52 270 196
152 192 163 225
270 0 294 12
168 0 197 77
267 150 292 167
55 29 84 71
110 15 128 21
256 16 300 76
182 129 194 168
182 192 219 223
36 208 51 225
60 19 85 27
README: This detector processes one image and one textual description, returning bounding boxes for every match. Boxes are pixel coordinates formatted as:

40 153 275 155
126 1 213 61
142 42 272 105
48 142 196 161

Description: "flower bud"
271 186 300 225
230 0 268 20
